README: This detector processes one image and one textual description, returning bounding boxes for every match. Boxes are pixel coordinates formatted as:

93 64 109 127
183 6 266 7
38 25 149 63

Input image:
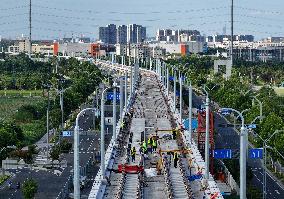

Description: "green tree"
22 178 38 199
50 145 60 160
259 112 283 140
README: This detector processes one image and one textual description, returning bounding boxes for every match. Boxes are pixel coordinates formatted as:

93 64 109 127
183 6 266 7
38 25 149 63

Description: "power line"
0 5 28 11
0 27 28 33
31 4 229 15
235 6 283 16
234 14 284 23
0 13 28 19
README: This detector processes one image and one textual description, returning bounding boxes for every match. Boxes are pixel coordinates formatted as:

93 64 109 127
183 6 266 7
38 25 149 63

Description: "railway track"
104 70 204 199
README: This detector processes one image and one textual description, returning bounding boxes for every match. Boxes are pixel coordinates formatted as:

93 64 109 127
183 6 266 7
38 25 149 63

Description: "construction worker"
173 151 179 168
139 143 143 154
147 136 153 153
172 129 177 140
120 121 125 129
152 138 157 152
142 140 147 154
131 147 136 162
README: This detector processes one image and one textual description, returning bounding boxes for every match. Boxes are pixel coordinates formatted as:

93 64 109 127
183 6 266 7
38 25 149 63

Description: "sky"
1 0 284 40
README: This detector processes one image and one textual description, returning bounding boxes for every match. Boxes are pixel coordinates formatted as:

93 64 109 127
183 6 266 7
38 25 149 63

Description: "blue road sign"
62 131 73 137
247 124 257 129
249 148 263 159
183 118 198 130
188 174 202 181
220 109 231 116
169 76 174 81
213 149 232 159
106 92 120 100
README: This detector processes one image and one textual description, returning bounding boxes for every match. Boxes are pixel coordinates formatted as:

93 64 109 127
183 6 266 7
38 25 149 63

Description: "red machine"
117 164 144 174
197 110 215 174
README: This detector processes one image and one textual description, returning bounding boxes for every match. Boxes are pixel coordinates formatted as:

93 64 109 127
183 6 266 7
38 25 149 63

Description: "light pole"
174 68 176 112
203 85 210 179
119 78 123 120
130 62 133 95
163 63 166 87
251 96 263 122
57 76 66 150
188 81 192 145
235 109 250 128
43 83 51 158
74 108 97 199
220 107 247 199
166 66 169 96
263 129 284 199
100 85 119 180
125 71 128 109
179 71 182 123
1 145 16 175
113 82 117 140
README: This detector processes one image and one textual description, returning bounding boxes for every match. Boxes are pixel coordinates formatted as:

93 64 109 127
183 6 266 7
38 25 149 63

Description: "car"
16 182 20 189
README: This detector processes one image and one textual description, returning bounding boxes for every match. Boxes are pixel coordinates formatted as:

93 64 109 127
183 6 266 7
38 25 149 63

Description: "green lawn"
0 97 44 119
274 87 284 96
0 175 10 185
0 90 43 97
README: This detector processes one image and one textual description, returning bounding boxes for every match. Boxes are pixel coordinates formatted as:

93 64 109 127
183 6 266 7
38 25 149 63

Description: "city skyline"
1 0 284 40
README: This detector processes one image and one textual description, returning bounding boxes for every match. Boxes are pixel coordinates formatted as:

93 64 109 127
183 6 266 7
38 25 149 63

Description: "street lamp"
251 96 263 122
202 85 210 179
173 67 177 112
235 108 250 128
166 65 169 96
112 77 125 140
43 83 51 158
188 81 192 145
57 75 66 150
219 107 247 199
100 85 119 181
263 129 284 199
125 71 128 109
73 108 97 199
1 145 17 175
179 71 183 123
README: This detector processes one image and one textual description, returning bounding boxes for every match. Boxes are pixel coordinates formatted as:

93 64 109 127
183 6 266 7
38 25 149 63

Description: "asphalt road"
0 108 112 199
192 92 284 199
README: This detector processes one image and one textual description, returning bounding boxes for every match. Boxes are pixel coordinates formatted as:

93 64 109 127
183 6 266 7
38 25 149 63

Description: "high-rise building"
108 24 117 44
117 25 127 44
127 24 146 44
156 28 200 42
99 27 108 43
99 24 117 44
100 24 146 44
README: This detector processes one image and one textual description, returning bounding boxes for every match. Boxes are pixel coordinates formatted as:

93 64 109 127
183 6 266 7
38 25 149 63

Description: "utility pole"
29 0 32 59
46 85 50 159
119 78 123 120
166 67 169 96
231 0 234 65
58 76 65 150
125 72 128 109
205 95 210 179
173 69 176 112
179 71 182 123
113 83 117 139
188 82 192 145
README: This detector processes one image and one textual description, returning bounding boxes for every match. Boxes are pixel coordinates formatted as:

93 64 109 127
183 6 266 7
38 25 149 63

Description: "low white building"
59 43 90 57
